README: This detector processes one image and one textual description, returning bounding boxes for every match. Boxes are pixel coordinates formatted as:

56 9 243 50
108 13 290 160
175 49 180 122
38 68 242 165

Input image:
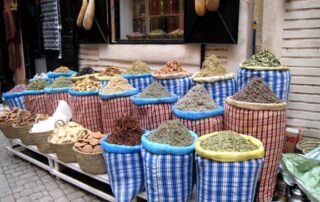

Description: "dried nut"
92 132 102 139
74 142 86 148
93 145 103 153
89 139 99 146
81 145 93 153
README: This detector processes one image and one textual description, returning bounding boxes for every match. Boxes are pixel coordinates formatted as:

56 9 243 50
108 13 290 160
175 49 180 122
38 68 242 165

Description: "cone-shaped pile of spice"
138 82 172 98
124 60 151 74
243 49 281 67
195 55 227 77
101 77 134 94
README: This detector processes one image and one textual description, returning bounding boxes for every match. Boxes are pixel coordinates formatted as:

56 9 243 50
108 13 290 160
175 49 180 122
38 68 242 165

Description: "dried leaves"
48 77 73 88
53 66 72 73
154 60 187 75
138 82 172 99
101 77 133 94
195 55 227 77
124 60 151 74
243 49 281 67
27 79 48 90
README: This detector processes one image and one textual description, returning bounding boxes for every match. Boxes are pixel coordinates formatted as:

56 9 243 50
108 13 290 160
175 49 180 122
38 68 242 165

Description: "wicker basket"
0 122 17 139
73 147 106 175
13 124 34 145
49 138 76 163
31 130 54 153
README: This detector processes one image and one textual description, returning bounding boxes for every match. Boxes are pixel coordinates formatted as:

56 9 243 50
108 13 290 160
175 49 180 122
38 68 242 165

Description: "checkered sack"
155 77 194 99
44 87 69 116
224 99 287 202
123 73 154 92
141 131 198 202
3 84 27 109
47 71 76 83
131 94 178 130
172 105 224 136
196 155 263 202
69 90 102 132
237 67 291 102
99 89 139 133
100 136 144 202
23 90 48 114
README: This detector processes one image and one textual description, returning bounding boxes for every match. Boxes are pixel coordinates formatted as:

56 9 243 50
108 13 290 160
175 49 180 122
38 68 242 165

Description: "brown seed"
93 145 103 153
89 139 99 146
92 132 102 139
81 145 93 153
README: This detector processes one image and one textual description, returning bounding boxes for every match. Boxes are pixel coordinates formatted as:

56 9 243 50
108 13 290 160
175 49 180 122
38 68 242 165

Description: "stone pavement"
0 132 105 202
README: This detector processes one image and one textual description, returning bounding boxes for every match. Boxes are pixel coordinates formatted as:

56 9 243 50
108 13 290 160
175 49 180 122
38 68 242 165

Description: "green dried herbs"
233 77 280 103
27 79 48 90
124 60 151 74
176 85 217 112
200 131 258 152
195 55 227 77
148 120 194 147
138 82 172 98
48 77 73 88
243 49 281 67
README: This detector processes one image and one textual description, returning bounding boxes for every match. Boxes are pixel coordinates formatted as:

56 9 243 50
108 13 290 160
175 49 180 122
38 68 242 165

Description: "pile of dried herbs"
124 60 151 74
195 55 227 77
53 66 72 73
48 77 73 88
98 66 122 77
243 49 281 67
148 120 194 147
176 85 217 112
138 82 172 98
101 77 134 94
75 67 97 76
200 131 258 152
233 77 280 103
27 79 48 90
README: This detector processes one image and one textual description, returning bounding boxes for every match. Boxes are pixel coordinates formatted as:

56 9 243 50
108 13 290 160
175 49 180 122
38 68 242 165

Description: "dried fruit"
74 131 104 154
71 77 102 91
53 66 72 73
101 77 134 94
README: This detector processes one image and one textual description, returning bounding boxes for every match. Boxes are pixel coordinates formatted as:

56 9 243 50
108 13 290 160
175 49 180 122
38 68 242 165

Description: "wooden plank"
288 101 320 112
287 109 320 121
291 76 320 85
78 54 99 61
284 9 320 20
284 19 320 29
289 93 320 103
290 85 320 94
300 129 320 138
282 58 320 67
289 67 320 76
282 39 320 48
283 29 320 39
287 118 320 129
282 48 320 57
285 0 320 10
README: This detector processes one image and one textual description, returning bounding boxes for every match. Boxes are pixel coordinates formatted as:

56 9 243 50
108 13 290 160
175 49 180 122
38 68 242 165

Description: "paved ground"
0 132 104 202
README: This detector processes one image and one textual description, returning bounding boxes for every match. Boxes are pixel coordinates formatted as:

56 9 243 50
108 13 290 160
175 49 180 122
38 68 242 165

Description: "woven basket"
13 124 34 145
49 138 76 163
0 122 16 139
73 147 106 175
31 130 54 153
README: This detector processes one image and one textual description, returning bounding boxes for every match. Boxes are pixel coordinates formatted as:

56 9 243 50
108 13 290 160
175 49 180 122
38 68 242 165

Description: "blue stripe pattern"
127 76 154 92
156 77 194 99
196 155 263 202
195 78 236 106
5 96 25 109
99 80 109 86
104 152 144 202
237 68 291 102
141 147 194 202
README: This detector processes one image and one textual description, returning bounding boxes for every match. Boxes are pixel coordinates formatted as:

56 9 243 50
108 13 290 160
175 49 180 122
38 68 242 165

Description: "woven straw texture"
0 123 15 139
226 97 287 111
13 124 34 145
46 92 69 116
24 94 48 115
31 130 54 153
73 148 106 175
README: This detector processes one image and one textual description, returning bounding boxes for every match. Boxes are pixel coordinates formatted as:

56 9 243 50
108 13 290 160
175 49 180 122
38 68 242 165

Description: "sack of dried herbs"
172 85 224 136
23 80 49 115
131 82 178 130
238 49 291 102
100 115 144 202
195 131 264 202
141 120 198 202
47 66 76 83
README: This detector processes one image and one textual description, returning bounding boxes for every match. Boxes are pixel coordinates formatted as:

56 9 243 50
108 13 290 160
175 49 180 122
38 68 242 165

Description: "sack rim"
226 97 287 110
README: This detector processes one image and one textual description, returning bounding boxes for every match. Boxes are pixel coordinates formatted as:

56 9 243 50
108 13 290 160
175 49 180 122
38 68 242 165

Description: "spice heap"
138 82 172 98
101 77 134 94
155 60 187 75
74 131 103 154
53 66 72 73
107 115 143 146
176 85 217 112
49 122 89 144
233 77 280 103
71 77 102 91
75 67 97 77
48 77 73 88
0 108 20 124
200 131 258 152
98 66 122 77
195 55 227 77
27 79 48 90
243 49 281 67
9 84 27 93
124 60 151 74
13 111 48 127
148 120 194 147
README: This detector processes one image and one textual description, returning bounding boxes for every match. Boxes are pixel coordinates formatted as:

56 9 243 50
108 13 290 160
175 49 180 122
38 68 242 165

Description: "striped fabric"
196 155 263 202
24 94 48 114
45 92 69 115
141 147 194 202
136 104 173 130
237 68 291 101
195 78 236 106
172 114 224 136
156 77 194 99
127 76 154 92
99 80 109 86
6 95 25 110
104 152 144 202
224 103 286 202
100 97 138 134
69 95 102 132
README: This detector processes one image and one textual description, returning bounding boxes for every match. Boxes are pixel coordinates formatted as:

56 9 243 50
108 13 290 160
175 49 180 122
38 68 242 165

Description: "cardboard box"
282 128 303 153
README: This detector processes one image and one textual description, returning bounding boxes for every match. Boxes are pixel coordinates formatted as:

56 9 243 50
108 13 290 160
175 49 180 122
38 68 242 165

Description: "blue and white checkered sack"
100 136 144 202
196 155 263 202
156 77 193 99
123 73 154 92
99 80 109 86
3 92 26 109
237 68 291 102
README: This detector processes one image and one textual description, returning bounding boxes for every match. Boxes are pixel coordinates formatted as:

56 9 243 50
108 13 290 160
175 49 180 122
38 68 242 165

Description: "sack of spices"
0 108 21 139
70 67 98 82
100 115 144 202
153 60 193 98
69 77 103 132
141 120 198 202
192 55 236 106
23 79 49 114
99 77 139 133
172 85 224 136
122 60 154 92
224 77 287 202
44 77 73 115
95 65 122 86
131 82 178 130
47 66 76 83
237 49 291 102
3 84 27 109
195 131 264 202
